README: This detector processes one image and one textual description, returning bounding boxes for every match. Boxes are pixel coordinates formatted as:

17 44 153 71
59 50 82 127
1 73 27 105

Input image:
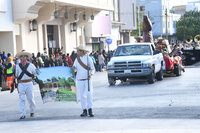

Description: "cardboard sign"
36 66 76 103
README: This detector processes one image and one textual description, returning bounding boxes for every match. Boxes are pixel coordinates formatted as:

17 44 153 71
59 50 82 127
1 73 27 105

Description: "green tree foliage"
58 77 75 89
58 78 70 89
176 11 200 41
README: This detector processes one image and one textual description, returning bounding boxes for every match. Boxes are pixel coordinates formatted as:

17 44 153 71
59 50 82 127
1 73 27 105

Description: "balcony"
13 0 113 23
54 0 113 11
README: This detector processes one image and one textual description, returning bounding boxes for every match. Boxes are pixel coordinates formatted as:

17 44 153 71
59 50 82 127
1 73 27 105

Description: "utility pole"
138 5 141 36
183 14 186 41
165 8 168 40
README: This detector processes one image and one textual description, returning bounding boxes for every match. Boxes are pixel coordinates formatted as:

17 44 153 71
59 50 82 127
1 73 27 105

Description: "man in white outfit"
73 45 95 117
15 51 36 119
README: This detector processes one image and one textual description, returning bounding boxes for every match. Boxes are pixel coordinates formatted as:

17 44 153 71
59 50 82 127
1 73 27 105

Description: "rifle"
34 76 44 89
87 55 90 92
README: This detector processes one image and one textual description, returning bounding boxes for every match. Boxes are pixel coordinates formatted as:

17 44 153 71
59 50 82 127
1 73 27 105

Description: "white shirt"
15 63 36 80
73 55 95 80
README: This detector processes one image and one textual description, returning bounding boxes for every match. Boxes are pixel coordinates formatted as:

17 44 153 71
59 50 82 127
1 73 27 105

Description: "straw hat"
157 37 164 40
74 45 89 52
15 51 32 58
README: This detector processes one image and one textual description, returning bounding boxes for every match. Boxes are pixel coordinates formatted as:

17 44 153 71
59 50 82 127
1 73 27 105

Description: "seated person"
153 43 161 54
162 49 174 71
119 47 129 56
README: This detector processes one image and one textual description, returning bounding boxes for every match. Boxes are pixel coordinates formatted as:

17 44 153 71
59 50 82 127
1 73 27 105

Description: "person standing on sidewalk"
15 51 36 119
5 56 15 90
73 45 95 117
0 59 3 91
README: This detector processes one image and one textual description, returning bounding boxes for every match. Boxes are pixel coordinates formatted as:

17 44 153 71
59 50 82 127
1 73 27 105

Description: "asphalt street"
1 63 200 133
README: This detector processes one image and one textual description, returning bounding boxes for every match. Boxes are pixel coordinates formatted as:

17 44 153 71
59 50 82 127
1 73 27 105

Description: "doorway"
47 25 59 56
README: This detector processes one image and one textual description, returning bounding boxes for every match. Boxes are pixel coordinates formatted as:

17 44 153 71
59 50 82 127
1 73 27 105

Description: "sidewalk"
1 119 200 133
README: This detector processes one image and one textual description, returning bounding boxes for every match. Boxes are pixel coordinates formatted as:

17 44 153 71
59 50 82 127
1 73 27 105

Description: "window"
114 45 152 56
173 21 176 28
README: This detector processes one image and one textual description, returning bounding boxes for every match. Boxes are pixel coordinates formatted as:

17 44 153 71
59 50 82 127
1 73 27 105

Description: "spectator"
1 51 7 62
66 53 73 67
98 51 105 72
37 52 44 68
70 51 77 63
0 59 3 91
54 54 60 66
44 56 50 67
5 56 15 90
0 51 2 57
43 48 47 57
93 52 99 72
89 53 96 66
49 55 55 67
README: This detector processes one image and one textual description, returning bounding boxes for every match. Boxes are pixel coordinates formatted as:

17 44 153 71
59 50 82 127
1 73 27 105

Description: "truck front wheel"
148 68 155 84
156 67 163 81
174 64 181 76
108 78 116 86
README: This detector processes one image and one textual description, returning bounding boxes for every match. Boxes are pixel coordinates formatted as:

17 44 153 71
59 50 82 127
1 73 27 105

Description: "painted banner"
36 66 76 103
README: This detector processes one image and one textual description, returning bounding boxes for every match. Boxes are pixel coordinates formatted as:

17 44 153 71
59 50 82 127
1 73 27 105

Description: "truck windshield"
114 45 152 56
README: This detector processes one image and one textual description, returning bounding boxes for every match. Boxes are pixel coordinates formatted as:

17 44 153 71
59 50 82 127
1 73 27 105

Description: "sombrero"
157 37 164 40
15 51 32 58
74 45 89 52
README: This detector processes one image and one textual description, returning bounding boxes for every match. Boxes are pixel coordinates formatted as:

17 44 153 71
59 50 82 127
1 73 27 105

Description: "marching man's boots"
88 108 94 117
80 109 87 117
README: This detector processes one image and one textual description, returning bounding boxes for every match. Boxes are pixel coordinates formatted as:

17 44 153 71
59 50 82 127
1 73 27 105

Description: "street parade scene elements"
36 66 76 103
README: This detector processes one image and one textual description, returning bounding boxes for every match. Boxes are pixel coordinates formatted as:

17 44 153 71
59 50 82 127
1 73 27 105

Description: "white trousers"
76 80 93 110
18 82 35 116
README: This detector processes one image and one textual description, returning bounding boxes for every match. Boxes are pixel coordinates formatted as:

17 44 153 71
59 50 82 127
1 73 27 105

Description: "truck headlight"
107 63 114 69
143 63 152 67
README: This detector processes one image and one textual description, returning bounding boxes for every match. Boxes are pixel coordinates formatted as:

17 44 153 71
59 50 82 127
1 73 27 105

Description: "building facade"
118 0 137 44
0 0 15 55
0 0 114 56
186 1 200 11
136 0 181 43
84 0 137 51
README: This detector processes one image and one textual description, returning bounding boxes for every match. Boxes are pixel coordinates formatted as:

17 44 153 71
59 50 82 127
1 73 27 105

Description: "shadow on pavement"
2 106 200 122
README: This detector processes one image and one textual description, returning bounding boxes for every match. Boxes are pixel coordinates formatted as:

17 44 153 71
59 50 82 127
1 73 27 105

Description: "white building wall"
0 0 15 55
20 21 38 54
0 0 13 31
119 0 137 30
65 23 77 54
110 26 120 50
0 32 15 55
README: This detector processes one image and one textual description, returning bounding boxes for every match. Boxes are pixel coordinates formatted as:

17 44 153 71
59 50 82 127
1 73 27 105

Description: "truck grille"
114 61 142 68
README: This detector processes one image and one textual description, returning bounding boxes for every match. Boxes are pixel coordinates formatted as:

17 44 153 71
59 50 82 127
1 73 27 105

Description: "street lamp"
29 19 37 32
70 22 77 32
54 4 59 19
91 11 94 20
83 10 87 20
64 8 69 19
